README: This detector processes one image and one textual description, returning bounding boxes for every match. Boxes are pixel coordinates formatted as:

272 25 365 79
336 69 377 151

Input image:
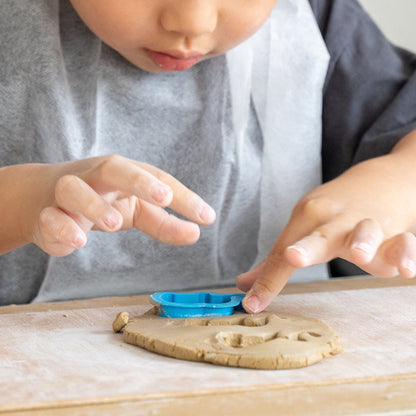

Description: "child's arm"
239 129 416 313
0 155 215 256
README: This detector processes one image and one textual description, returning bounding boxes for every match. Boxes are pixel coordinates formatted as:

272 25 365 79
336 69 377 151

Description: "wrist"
0 163 53 253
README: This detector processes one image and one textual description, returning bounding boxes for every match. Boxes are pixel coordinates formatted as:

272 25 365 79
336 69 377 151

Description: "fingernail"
287 243 310 265
287 244 308 257
351 241 373 254
73 234 86 248
244 294 261 314
103 212 121 229
151 184 172 204
402 258 416 276
199 204 216 223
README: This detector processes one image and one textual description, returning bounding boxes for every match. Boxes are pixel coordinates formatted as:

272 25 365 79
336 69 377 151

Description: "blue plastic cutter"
151 291 245 318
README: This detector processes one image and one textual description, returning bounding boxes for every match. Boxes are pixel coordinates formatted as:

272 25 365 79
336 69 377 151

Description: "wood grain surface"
1 276 415 416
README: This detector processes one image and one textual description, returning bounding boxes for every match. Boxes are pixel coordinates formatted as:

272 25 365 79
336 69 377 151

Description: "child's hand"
28 155 215 256
238 133 416 313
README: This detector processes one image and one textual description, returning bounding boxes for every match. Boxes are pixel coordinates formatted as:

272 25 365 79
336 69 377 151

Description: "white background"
358 0 416 52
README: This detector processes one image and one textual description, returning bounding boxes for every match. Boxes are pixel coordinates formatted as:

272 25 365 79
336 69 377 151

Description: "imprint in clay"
120 308 343 369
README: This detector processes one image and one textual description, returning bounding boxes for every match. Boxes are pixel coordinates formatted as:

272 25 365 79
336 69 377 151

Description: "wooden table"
1 276 415 416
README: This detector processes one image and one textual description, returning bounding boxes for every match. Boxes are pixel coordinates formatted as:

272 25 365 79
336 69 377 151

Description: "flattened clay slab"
122 309 343 369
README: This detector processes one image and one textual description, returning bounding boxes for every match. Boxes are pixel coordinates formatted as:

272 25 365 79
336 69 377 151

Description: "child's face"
69 0 278 72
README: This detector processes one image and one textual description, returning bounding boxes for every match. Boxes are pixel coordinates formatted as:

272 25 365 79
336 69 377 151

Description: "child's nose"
160 0 218 37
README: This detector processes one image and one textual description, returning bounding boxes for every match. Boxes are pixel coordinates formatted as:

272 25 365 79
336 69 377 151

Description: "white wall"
358 0 416 52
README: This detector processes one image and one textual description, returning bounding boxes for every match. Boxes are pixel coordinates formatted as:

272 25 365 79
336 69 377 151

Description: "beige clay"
121 309 343 369
112 312 129 333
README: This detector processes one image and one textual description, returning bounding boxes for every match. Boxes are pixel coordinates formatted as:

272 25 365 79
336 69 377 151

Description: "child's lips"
146 49 203 71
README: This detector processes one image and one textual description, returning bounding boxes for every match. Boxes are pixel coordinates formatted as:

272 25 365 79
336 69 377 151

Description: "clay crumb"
112 312 129 333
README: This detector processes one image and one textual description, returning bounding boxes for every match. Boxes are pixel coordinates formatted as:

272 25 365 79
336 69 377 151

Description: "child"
0 0 415 312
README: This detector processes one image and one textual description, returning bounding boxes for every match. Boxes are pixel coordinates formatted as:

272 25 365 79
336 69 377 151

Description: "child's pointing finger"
241 254 296 314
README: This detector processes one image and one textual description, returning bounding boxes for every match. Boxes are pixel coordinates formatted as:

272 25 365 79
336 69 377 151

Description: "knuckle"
360 217 380 228
142 162 172 182
297 197 324 218
391 232 411 249
296 196 339 222
130 171 146 193
158 170 175 186
311 226 330 242
354 218 384 242
55 175 79 202
96 154 123 179
85 197 105 217
254 278 276 297
392 232 416 255
266 250 285 268
132 198 143 228
105 154 123 165
57 221 73 241
125 165 153 196
38 207 53 231
359 217 384 234
155 215 170 242
315 212 355 240
144 164 162 181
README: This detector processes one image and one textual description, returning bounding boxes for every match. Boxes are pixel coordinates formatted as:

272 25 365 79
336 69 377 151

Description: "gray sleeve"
309 0 416 182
